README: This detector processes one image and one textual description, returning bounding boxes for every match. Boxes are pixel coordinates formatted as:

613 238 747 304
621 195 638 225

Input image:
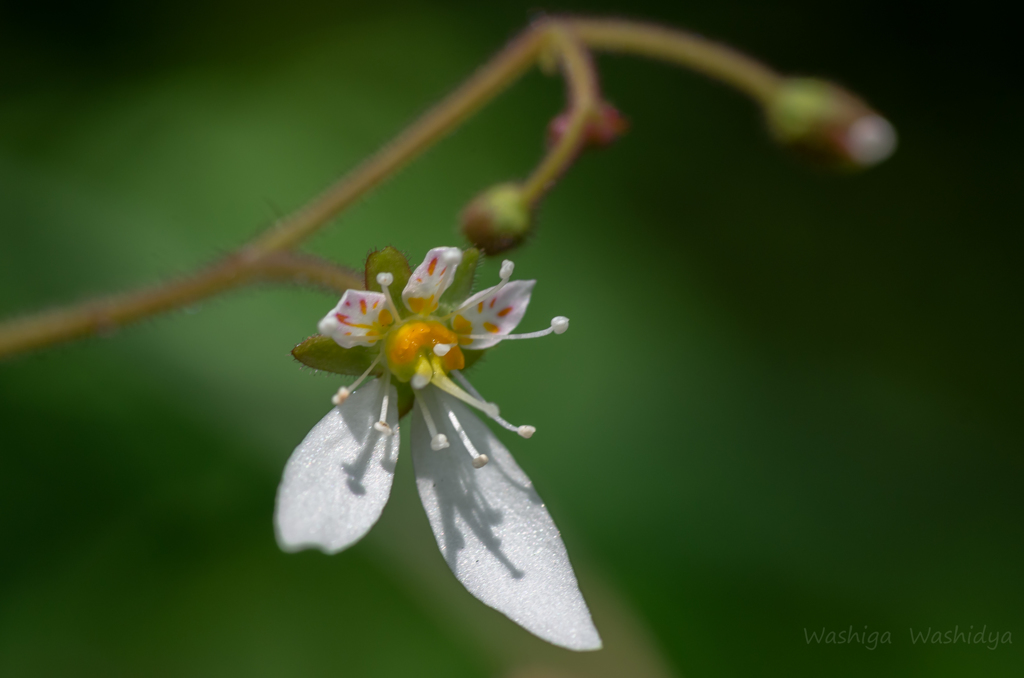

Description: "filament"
416 396 449 450
373 370 392 435
332 353 381 405
460 316 568 342
442 259 516 320
375 272 403 323
446 407 489 468
452 370 535 438
429 363 499 419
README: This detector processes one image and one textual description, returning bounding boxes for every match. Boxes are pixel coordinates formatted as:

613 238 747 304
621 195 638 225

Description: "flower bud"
547 101 629 150
460 183 533 254
766 78 896 169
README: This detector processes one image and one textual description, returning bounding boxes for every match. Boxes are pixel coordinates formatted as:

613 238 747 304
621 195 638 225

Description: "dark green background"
1 1 1020 676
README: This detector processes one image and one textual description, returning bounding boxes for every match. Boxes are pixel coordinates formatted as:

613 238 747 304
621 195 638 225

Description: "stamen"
331 353 381 405
433 343 453 357
415 397 449 450
373 370 392 435
447 408 489 469
429 359 499 419
410 355 433 390
442 258 517 320
451 370 535 438
375 272 403 323
461 316 569 342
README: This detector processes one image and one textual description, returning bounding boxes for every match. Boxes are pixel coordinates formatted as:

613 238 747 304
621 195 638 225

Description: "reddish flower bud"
547 101 629 150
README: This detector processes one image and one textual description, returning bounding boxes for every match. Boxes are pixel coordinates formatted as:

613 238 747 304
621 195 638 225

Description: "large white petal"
410 387 601 651
275 380 400 554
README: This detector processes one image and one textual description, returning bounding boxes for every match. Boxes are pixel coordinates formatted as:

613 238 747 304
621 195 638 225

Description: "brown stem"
0 252 361 358
249 25 550 255
520 24 600 205
0 17 818 360
567 17 783 104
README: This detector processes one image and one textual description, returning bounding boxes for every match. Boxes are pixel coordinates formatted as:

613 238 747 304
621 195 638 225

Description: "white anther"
411 355 433 390
375 273 403 322
331 354 381 407
417 396 449 450
433 343 452 357
461 317 568 342
444 256 512 320
845 115 897 167
446 408 489 469
450 370 534 438
374 371 392 435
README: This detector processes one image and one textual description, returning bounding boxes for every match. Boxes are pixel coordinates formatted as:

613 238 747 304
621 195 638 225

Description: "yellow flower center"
384 320 465 383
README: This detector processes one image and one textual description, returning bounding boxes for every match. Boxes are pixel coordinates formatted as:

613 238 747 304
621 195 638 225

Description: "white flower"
274 247 599 651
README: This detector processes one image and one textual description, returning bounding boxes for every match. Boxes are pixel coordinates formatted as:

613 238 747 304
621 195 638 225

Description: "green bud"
460 183 533 254
767 78 896 169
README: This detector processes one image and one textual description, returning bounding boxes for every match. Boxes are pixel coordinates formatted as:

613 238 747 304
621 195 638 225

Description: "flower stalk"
520 25 601 206
0 15 893 360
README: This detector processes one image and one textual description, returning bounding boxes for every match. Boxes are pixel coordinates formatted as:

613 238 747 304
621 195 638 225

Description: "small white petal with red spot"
402 247 463 315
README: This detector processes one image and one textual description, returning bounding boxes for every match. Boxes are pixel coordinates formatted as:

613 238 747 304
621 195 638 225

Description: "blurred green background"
1 1 1020 676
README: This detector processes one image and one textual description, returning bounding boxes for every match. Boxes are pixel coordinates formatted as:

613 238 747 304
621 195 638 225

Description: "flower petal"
451 280 534 349
410 387 602 651
318 290 393 348
275 380 400 554
401 247 463 315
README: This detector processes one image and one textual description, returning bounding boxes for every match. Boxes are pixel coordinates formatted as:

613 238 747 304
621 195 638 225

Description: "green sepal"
394 381 415 419
292 335 416 418
365 247 411 317
438 247 480 314
291 335 380 377
461 348 486 371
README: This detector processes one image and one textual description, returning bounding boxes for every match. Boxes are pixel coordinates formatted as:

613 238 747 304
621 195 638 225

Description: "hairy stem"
520 25 600 205
568 17 783 103
0 17 803 359
250 25 550 254
0 253 361 358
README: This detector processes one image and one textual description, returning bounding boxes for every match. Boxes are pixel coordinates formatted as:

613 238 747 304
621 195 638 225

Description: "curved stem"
255 251 364 293
249 25 549 254
0 17 806 360
0 252 361 358
520 24 600 205
567 17 783 104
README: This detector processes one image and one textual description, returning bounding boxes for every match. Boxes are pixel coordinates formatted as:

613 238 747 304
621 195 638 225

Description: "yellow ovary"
385 321 465 382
